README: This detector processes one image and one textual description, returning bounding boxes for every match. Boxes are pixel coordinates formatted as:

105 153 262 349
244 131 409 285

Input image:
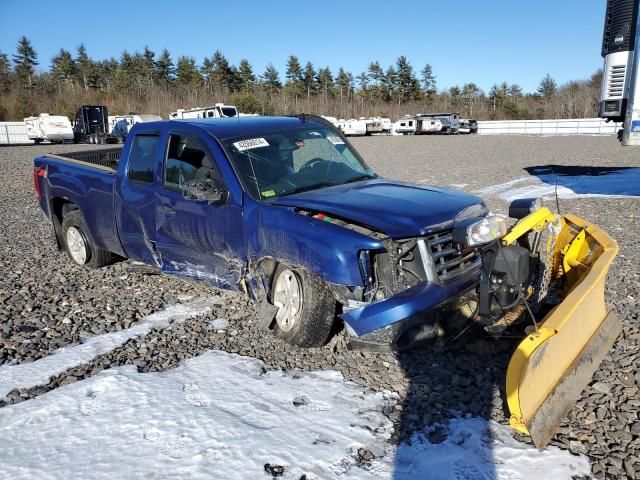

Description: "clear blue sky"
0 0 606 93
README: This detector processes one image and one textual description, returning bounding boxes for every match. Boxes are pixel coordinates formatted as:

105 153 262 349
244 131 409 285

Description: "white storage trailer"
24 114 73 144
170 103 238 119
338 118 368 136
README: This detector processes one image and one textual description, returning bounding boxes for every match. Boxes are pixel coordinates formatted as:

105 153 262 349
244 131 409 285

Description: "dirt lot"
0 135 638 478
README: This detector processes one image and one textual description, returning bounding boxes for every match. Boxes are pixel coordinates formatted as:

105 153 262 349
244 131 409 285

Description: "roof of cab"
165 116 327 140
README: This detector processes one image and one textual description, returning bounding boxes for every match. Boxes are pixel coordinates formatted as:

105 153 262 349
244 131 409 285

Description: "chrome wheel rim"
66 226 87 264
273 269 302 332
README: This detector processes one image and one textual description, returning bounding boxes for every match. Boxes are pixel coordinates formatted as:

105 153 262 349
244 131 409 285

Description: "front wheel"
271 264 336 348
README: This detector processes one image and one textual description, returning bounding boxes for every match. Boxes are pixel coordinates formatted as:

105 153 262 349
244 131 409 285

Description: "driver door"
155 130 245 291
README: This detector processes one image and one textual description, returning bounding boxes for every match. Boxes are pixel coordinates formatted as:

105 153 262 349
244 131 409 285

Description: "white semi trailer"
24 114 74 144
169 103 238 119
599 0 640 145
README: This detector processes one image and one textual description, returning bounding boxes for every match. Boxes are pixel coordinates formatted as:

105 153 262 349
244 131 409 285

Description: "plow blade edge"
505 214 621 449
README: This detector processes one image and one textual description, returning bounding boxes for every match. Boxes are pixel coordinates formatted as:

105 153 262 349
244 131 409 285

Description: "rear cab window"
127 134 160 183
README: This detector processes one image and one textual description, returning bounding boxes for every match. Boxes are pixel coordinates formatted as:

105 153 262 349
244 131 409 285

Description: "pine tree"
508 84 523 97
356 72 369 94
537 74 557 97
285 55 303 96
13 36 38 88
382 66 396 102
316 67 333 98
367 61 384 100
302 61 317 98
155 48 175 84
238 58 255 91
50 48 76 90
336 67 353 103
395 56 420 102
175 56 202 88
75 43 95 91
142 46 155 85
420 64 436 94
200 56 215 91
261 63 281 96
211 50 232 91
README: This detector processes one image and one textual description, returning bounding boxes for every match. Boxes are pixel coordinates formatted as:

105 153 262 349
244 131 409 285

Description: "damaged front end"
340 223 483 350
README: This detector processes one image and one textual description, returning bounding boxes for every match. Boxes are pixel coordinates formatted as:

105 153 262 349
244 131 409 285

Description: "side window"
164 134 220 192
128 134 159 183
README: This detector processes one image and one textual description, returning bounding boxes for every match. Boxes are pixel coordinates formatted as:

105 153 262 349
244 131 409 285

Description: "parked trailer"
416 117 443 134
169 103 238 119
0 122 33 144
24 114 73 144
338 118 368 136
108 114 163 141
372 117 392 133
392 117 416 135
416 113 461 133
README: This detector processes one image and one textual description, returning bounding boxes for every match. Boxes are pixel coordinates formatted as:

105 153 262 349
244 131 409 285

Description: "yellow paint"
502 207 557 246
504 213 618 444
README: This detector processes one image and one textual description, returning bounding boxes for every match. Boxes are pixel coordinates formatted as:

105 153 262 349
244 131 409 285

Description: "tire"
270 264 336 348
61 210 115 268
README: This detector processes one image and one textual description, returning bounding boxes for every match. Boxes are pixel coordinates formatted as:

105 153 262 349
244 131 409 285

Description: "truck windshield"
222 127 375 199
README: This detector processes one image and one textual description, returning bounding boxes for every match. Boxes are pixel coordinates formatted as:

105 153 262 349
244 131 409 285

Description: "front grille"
607 64 626 98
425 229 480 281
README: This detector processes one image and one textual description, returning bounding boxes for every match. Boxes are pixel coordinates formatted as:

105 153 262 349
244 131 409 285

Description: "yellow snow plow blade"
504 209 621 449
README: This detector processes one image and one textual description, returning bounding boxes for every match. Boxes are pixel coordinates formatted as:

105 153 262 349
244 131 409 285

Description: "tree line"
0 36 602 122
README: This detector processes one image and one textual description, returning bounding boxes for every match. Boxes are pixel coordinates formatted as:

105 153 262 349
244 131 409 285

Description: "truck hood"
271 178 484 238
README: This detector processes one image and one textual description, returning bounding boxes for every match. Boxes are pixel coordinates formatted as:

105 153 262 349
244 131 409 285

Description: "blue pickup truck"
33 115 622 447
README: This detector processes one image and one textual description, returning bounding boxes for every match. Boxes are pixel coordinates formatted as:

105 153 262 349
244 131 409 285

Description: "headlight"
509 197 543 219
453 215 509 247
466 215 509 246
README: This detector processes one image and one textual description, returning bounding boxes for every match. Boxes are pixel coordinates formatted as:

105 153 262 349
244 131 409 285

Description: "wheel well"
51 198 78 250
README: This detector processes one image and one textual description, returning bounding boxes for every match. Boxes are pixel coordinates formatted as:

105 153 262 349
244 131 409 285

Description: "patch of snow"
0 351 590 479
210 317 229 331
0 298 218 400
449 183 469 189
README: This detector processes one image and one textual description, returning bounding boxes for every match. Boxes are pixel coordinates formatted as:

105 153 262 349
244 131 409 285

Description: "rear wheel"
271 264 335 347
62 210 115 268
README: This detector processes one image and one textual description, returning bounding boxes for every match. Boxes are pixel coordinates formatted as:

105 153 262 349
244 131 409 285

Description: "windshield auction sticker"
327 135 345 145
233 138 270 151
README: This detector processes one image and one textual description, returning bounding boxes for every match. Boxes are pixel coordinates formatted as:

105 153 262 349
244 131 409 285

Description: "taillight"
33 167 45 200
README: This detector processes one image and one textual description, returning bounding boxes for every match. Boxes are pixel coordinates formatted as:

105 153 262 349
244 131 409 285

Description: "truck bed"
49 147 122 171
34 148 125 257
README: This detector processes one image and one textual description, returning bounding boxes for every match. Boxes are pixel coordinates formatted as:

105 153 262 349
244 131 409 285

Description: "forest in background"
0 36 603 122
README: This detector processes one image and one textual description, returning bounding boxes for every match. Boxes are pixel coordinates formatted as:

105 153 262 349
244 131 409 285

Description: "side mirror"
183 178 228 205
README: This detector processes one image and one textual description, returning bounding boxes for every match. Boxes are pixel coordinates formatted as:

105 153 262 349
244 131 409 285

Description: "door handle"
160 205 176 217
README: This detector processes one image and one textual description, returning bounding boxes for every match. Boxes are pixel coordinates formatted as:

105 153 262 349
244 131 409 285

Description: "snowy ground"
0 315 590 480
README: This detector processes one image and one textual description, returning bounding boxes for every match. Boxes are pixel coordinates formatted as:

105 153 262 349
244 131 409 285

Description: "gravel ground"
0 135 638 478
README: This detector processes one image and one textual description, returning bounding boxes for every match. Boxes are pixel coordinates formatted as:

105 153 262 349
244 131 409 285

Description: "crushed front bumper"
339 271 480 348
